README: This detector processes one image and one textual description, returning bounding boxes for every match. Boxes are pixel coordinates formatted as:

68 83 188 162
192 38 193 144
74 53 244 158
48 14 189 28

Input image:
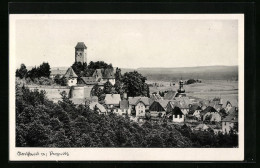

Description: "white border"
9 14 244 161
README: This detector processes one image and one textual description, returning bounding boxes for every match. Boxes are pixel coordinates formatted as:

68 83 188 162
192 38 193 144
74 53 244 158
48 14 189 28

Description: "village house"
149 100 168 118
114 100 131 116
104 94 121 112
189 104 202 119
201 106 222 122
222 110 238 134
170 106 184 123
128 97 150 117
89 101 107 115
193 123 211 131
64 67 78 86
92 68 116 85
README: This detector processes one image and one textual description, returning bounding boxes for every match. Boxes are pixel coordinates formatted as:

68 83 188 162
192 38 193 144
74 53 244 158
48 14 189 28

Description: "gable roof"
195 124 210 130
150 93 162 101
171 106 183 115
150 101 166 111
64 67 78 78
203 112 221 122
79 77 97 85
103 69 115 79
104 94 121 105
75 42 87 49
164 91 177 100
89 102 106 113
128 97 150 106
51 69 67 76
222 114 238 122
200 106 217 116
157 100 169 109
224 99 238 107
189 104 202 113
227 106 238 114
175 97 191 105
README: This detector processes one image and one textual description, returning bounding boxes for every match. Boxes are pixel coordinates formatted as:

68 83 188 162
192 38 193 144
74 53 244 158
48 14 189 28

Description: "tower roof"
64 67 78 78
75 42 87 49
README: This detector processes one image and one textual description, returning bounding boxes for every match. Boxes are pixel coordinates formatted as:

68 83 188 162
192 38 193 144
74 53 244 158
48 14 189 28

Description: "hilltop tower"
75 42 87 64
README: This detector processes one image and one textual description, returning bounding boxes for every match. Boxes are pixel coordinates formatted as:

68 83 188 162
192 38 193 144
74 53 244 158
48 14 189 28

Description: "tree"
145 112 151 120
16 64 28 79
103 81 113 94
122 71 149 97
91 84 104 97
88 61 113 70
26 62 51 79
115 67 122 82
114 80 123 94
27 66 38 79
72 62 88 76
38 62 51 78
54 75 67 86
186 79 197 85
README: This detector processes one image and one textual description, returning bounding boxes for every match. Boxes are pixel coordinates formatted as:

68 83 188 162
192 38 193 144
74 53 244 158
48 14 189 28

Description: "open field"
148 79 238 106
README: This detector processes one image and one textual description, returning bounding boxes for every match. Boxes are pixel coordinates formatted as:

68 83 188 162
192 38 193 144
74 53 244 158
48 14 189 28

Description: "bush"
186 79 197 85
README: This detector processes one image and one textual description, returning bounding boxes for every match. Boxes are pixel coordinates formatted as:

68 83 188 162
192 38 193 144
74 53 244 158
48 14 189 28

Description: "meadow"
148 79 238 105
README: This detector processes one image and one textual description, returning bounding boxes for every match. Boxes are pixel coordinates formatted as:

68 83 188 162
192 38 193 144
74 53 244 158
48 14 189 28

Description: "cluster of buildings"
85 79 238 134
49 42 238 134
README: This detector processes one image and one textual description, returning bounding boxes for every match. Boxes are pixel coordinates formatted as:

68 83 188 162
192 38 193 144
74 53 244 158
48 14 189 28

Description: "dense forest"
16 86 238 148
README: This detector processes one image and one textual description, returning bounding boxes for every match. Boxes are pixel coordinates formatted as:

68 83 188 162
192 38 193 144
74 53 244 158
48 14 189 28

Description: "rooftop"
75 42 87 49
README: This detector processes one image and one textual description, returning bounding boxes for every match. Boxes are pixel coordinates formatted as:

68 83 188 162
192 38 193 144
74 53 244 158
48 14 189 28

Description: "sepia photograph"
9 14 244 161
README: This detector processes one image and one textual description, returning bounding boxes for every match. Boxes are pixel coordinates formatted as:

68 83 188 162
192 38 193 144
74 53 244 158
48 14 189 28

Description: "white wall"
172 114 184 122
67 78 77 86
135 102 146 117
222 122 235 133
109 79 115 85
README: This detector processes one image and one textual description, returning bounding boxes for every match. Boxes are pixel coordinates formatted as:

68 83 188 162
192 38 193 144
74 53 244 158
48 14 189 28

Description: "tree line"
16 62 51 79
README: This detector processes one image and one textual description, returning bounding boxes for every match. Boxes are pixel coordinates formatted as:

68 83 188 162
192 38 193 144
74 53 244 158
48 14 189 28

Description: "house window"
71 80 73 83
175 115 177 118
180 115 182 118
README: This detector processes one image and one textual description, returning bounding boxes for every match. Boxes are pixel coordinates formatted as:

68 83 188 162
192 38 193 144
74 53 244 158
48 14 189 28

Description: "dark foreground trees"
16 87 238 148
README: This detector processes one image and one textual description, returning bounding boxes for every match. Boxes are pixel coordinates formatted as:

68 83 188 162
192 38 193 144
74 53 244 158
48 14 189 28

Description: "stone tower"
75 42 87 64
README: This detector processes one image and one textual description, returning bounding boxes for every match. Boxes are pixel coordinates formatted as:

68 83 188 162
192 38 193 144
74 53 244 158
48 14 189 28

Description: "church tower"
176 80 186 97
75 42 87 64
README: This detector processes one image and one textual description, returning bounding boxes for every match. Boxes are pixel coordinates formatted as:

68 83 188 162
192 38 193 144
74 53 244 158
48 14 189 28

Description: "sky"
14 15 238 69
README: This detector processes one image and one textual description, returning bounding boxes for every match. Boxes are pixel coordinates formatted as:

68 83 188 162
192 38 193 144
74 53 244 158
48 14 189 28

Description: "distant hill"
141 66 238 81
122 66 238 81
49 65 238 81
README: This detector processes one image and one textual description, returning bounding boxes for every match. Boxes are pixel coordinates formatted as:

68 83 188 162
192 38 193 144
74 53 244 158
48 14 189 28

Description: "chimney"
123 92 127 100
219 98 223 105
